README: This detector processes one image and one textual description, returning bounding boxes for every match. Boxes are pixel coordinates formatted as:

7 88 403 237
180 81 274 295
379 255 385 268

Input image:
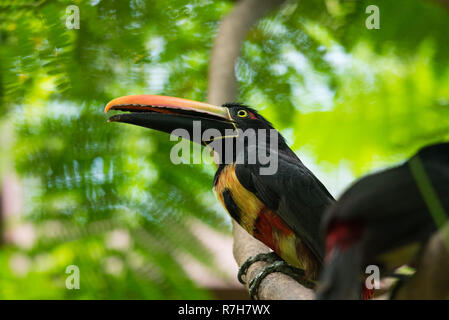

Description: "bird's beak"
105 95 236 143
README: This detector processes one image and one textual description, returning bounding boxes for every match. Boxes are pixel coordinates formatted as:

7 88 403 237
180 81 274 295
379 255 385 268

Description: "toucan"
105 95 335 298
317 142 449 300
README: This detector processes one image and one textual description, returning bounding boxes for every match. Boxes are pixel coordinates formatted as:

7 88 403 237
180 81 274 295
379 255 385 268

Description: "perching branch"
207 0 315 300
233 223 315 299
393 223 449 300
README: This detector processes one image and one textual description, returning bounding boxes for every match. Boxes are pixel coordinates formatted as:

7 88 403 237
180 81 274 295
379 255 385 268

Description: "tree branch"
207 0 285 106
393 223 449 300
207 0 315 300
233 223 315 299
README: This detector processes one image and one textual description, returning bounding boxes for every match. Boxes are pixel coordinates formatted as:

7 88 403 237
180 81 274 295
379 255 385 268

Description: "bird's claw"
238 252 281 285
248 260 286 299
246 258 313 300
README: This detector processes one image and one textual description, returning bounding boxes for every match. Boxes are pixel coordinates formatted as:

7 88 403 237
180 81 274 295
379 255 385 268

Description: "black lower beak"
105 95 236 144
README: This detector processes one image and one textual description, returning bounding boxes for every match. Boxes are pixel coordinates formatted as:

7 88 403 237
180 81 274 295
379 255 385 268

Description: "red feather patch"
325 220 365 256
253 207 293 253
248 111 257 119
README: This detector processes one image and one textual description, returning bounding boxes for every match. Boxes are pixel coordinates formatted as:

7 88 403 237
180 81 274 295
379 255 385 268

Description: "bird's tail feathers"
317 245 366 299
317 219 374 299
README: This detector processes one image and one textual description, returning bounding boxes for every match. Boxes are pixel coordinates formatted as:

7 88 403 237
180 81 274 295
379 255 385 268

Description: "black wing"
324 153 449 259
235 147 334 262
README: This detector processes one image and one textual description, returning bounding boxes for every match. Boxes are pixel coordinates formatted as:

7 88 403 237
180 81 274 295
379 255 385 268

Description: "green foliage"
0 0 230 299
238 0 449 172
0 0 448 299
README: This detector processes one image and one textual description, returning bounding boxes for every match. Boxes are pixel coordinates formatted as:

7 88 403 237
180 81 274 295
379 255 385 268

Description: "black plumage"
318 142 449 299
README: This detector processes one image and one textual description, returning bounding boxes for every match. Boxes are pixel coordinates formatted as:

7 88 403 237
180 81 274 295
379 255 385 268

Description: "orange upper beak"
105 95 230 119
104 95 235 144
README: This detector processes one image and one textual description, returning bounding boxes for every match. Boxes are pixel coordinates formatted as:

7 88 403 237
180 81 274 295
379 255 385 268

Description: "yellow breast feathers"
213 163 263 234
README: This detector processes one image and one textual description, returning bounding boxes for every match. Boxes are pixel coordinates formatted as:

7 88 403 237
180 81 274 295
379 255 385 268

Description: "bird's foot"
238 252 281 285
239 253 314 300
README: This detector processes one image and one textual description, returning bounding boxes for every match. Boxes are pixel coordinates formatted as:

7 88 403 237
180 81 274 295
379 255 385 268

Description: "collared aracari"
317 142 449 300
104 95 335 297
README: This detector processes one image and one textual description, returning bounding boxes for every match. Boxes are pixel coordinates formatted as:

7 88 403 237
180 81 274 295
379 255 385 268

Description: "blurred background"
0 0 448 299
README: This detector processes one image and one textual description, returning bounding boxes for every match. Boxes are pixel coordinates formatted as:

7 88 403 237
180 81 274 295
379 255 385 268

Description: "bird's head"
105 95 279 146
221 103 276 132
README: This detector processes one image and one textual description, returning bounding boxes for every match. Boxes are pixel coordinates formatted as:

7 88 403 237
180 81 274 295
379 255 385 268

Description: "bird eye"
237 110 248 117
